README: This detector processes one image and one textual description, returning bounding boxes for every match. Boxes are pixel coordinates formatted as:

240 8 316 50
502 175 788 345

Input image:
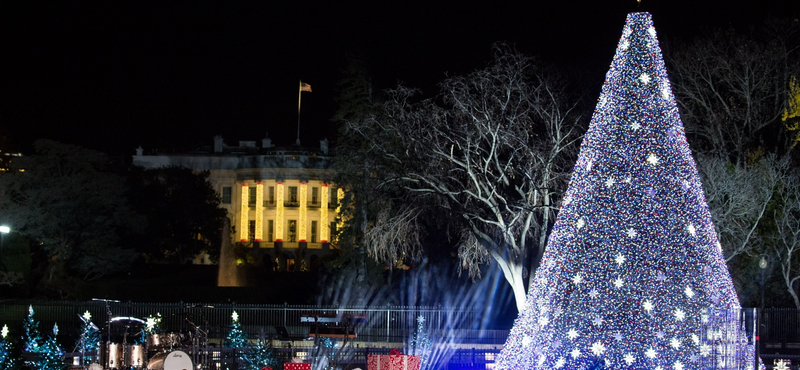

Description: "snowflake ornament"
624 353 635 365
591 341 606 356
567 329 579 340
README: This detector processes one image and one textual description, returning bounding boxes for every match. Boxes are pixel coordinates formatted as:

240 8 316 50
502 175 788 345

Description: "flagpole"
297 80 302 145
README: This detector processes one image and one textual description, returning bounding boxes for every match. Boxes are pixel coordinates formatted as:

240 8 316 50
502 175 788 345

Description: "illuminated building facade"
132 135 342 271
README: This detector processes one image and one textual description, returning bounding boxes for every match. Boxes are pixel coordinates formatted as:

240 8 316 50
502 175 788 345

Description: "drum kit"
85 300 211 370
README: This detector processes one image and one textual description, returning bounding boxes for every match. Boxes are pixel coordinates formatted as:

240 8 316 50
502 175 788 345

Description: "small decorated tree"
409 315 432 369
76 311 100 365
37 324 64 370
244 340 277 370
224 311 252 368
224 311 248 348
0 325 17 370
22 305 42 354
316 337 337 370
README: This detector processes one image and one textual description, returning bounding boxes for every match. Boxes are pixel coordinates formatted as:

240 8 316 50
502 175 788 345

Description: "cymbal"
110 316 146 327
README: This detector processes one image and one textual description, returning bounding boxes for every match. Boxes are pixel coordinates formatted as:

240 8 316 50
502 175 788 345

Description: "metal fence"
0 300 506 345
12 301 800 368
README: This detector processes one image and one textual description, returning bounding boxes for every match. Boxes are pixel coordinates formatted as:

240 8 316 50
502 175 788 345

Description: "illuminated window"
249 187 257 206
222 187 232 204
329 187 336 208
311 221 318 243
248 220 256 241
311 187 319 205
268 186 275 205
288 186 298 206
267 220 274 242
288 220 297 242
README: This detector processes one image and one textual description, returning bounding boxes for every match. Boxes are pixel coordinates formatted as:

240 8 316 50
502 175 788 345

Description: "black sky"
0 1 797 156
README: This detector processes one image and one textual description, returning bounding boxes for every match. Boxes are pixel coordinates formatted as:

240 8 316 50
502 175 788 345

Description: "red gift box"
283 363 311 370
367 354 421 370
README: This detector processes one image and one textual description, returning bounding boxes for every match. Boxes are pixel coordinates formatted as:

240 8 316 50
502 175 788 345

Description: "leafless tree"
772 165 800 308
697 154 785 262
667 24 799 162
667 21 800 305
340 44 582 311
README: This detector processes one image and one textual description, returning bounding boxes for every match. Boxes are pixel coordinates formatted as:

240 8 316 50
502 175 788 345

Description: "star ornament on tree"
590 341 606 356
566 329 579 340
232 311 239 322
82 311 92 321
624 353 635 365
1 324 7 338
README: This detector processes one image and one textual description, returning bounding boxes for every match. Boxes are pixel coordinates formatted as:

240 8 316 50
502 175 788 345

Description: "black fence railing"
12 301 800 368
0 301 503 345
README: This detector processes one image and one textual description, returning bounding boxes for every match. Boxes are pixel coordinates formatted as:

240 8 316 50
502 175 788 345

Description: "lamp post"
0 225 9 248
0 225 8 270
755 256 767 370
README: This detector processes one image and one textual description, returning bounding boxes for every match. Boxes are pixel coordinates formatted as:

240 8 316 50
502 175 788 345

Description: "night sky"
0 1 797 156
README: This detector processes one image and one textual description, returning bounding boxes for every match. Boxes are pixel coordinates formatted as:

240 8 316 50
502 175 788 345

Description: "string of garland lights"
496 13 756 369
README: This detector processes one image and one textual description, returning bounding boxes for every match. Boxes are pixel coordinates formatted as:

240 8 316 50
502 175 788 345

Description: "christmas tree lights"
496 13 754 369
224 311 249 348
38 323 64 370
0 324 15 370
76 311 100 365
23 306 42 354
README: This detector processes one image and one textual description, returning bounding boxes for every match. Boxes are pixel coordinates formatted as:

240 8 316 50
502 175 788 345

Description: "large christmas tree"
496 13 753 369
